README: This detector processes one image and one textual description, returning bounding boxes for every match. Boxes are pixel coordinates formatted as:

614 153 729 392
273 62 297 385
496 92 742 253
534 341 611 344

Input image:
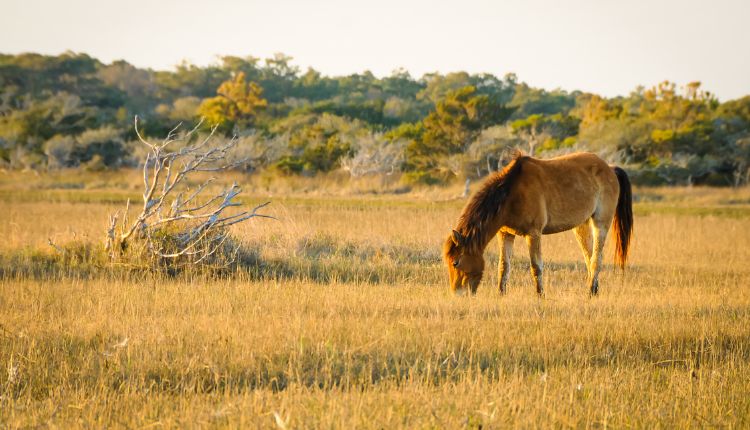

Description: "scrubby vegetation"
2 52 749 186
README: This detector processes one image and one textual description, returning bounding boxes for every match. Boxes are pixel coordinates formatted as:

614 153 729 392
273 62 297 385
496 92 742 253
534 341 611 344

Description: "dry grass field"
1 170 750 428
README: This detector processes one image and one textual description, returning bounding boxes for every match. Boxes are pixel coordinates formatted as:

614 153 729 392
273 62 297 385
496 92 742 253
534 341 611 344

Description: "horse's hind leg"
498 233 515 294
589 221 609 296
525 233 544 297
573 222 593 276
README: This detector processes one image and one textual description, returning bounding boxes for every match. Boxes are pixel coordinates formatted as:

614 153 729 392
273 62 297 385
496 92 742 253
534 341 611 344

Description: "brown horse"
443 151 632 296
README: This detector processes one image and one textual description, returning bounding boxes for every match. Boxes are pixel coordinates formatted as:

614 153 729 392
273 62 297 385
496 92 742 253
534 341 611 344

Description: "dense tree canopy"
1 52 748 186
197 72 267 132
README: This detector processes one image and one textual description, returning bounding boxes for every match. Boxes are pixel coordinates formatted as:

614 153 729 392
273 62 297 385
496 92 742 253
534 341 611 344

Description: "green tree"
418 72 515 107
259 53 300 103
220 55 262 82
271 114 359 175
509 83 577 118
511 113 580 154
402 86 514 183
198 72 267 131
153 61 229 100
74 126 125 168
0 93 96 148
97 60 156 115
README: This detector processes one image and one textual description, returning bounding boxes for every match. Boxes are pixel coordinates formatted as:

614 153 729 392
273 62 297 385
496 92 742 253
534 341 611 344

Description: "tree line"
1 51 749 186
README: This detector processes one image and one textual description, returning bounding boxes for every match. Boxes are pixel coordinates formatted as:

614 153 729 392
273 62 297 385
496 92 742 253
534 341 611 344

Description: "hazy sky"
2 0 749 100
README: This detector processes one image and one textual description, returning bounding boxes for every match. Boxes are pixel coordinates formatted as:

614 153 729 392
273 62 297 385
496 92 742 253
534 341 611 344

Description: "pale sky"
2 0 749 101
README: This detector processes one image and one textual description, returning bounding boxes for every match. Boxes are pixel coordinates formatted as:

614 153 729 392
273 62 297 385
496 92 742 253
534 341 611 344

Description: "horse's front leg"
526 233 544 297
498 233 515 294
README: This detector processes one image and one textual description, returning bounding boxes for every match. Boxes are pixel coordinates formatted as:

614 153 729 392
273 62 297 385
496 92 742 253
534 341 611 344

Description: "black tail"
612 167 633 269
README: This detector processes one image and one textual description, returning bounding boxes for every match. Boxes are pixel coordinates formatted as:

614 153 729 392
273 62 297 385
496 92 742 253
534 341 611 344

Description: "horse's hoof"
589 280 599 296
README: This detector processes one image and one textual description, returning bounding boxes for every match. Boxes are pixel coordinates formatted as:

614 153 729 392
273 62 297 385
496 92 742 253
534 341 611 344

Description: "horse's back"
535 152 611 174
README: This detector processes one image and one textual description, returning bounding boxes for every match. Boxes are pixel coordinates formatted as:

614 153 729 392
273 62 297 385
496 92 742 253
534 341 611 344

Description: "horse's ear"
451 230 464 247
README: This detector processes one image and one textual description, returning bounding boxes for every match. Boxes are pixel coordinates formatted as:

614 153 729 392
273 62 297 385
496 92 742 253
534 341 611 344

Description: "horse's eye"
452 260 459 268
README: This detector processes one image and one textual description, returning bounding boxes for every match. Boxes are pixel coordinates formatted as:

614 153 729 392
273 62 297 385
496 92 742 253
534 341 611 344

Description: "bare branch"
181 177 216 207
134 115 155 150
108 119 274 267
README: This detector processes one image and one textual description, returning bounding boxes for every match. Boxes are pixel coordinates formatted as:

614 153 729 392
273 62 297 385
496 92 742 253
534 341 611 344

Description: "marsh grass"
2 275 749 428
1 174 750 428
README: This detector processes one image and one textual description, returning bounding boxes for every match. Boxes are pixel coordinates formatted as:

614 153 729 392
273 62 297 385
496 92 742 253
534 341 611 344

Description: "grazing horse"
443 152 632 296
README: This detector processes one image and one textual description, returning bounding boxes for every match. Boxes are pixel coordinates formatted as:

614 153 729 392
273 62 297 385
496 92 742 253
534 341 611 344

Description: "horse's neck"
470 221 503 254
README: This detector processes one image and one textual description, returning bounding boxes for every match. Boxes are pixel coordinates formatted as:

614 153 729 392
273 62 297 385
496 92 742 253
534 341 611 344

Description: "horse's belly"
542 205 596 234
542 224 576 234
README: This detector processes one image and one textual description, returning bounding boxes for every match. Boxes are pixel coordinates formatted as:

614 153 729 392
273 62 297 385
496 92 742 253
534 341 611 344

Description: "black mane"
453 153 526 253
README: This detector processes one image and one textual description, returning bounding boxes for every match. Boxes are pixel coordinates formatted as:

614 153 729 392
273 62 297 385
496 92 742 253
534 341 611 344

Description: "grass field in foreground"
1 176 749 428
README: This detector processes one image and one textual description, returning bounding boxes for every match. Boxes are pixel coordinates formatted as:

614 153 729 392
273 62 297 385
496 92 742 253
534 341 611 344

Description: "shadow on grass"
239 244 443 286
0 236 446 286
1 234 650 287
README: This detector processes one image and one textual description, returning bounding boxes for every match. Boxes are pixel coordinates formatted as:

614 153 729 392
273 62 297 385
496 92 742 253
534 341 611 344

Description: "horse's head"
443 230 485 295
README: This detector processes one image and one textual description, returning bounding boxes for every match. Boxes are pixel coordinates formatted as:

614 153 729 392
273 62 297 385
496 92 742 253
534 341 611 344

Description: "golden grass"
1 173 750 428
